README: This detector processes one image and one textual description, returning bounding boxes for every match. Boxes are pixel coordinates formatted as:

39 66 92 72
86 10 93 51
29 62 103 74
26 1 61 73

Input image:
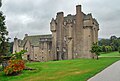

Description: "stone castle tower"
50 5 99 60
13 5 99 62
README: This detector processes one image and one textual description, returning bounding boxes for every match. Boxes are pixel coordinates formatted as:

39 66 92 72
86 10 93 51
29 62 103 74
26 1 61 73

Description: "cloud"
1 0 120 41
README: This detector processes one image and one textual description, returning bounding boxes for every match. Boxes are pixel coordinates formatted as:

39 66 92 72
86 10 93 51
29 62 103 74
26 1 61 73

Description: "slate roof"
64 14 76 21
84 14 91 20
93 18 99 25
19 34 52 47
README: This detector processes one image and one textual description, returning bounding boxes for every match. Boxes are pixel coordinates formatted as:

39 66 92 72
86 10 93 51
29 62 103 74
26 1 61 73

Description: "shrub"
11 50 27 60
4 60 25 75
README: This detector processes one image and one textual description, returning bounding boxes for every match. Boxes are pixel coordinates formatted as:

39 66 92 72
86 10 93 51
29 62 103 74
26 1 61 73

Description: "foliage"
0 0 9 62
11 50 27 60
9 42 13 53
118 46 120 54
99 36 120 52
90 42 101 59
4 60 25 75
99 39 110 46
3 50 27 75
101 45 106 52
105 46 112 52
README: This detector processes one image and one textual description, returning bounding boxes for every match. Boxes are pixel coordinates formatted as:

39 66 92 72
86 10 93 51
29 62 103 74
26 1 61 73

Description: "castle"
13 5 99 62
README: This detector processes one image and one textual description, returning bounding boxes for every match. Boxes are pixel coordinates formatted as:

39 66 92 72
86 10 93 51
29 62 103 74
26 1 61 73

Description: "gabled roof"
19 34 52 47
18 39 23 47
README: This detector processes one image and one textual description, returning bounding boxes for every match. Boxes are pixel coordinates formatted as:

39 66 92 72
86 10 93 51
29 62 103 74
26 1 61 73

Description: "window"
64 36 67 42
57 47 59 51
26 47 28 51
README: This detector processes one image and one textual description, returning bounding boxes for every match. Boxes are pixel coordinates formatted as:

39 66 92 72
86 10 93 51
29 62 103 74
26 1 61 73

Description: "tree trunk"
2 61 8 69
96 55 99 60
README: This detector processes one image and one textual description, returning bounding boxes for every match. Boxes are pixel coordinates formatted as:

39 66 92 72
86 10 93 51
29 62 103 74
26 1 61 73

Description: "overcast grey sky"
1 0 120 41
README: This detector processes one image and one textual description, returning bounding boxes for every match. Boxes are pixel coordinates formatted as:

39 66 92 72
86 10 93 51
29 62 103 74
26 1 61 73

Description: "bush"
4 60 25 75
11 50 27 60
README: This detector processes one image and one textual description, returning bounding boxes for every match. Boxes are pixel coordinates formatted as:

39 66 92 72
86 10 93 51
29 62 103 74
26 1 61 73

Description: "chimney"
57 12 64 18
14 37 18 41
76 5 82 14
57 12 64 16
56 12 64 24
25 34 28 37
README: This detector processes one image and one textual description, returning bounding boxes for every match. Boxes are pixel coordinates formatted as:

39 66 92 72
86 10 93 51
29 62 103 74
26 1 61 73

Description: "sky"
0 0 120 41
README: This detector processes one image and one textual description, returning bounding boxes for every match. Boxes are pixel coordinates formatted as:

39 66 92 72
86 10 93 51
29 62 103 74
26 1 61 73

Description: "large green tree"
0 0 9 62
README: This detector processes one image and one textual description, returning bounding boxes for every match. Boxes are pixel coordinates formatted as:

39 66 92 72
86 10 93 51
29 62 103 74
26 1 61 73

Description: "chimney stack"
57 12 64 18
76 5 82 14
25 34 28 37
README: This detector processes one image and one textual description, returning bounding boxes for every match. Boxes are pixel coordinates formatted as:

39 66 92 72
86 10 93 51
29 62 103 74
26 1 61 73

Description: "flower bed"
4 60 25 75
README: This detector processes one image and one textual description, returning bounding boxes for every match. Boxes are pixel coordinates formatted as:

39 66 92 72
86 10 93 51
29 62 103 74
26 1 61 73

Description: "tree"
98 36 120 52
110 36 117 42
118 46 120 54
90 42 101 60
101 45 106 52
0 0 9 62
98 39 110 46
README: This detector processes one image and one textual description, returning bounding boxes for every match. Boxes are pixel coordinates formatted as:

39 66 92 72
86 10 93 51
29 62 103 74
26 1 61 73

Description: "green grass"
100 51 120 57
0 57 120 81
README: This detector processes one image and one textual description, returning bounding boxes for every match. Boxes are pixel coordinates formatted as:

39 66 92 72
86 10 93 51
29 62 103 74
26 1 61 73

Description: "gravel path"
88 60 120 81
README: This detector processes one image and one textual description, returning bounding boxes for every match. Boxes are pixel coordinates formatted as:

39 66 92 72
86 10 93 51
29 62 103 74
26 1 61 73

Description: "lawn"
0 57 120 81
100 51 120 57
